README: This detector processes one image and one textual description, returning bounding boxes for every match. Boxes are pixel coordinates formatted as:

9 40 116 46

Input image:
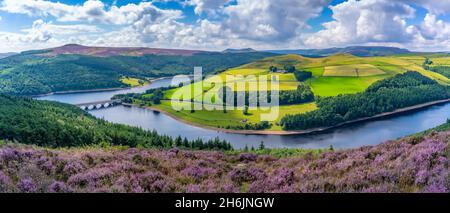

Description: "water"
38 77 450 149
38 76 188 105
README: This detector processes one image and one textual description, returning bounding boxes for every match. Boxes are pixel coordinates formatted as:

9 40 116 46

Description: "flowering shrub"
17 178 37 193
0 130 448 193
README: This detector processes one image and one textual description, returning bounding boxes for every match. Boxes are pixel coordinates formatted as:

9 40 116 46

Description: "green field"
155 100 318 131
147 53 450 131
120 77 147 87
323 64 385 77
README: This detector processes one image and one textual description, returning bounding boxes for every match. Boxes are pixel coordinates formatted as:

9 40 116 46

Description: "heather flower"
181 166 216 182
0 171 12 192
273 168 295 186
0 131 448 193
423 183 448 193
239 153 258 163
136 172 171 192
48 181 70 193
222 183 239 193
415 169 430 185
229 167 267 185
17 178 37 193
36 157 54 174
62 161 85 177
113 175 143 193
67 167 114 189
186 184 201 193
0 148 21 162
362 185 390 193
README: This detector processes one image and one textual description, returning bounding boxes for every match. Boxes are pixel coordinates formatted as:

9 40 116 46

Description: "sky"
1 0 450 53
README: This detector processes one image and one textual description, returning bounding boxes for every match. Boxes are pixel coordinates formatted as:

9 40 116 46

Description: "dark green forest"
0 95 232 150
281 72 450 130
0 52 276 95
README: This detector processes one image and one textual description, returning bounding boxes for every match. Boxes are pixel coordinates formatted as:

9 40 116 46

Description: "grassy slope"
152 53 450 130
0 52 277 95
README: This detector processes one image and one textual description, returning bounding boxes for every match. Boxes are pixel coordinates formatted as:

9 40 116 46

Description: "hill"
222 48 257 53
0 45 277 95
267 46 411 57
32 44 206 57
0 122 448 192
0 52 17 59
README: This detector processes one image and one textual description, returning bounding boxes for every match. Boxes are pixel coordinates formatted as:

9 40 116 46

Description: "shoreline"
127 98 450 136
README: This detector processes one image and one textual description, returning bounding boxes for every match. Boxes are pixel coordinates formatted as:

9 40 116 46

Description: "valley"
118 53 450 133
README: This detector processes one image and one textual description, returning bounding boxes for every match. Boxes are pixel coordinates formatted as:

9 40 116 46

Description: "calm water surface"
39 77 450 149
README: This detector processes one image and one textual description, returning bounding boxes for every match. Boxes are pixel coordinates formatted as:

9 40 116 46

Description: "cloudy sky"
1 0 450 52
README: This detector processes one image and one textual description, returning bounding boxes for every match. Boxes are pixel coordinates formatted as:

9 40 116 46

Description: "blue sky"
1 0 450 52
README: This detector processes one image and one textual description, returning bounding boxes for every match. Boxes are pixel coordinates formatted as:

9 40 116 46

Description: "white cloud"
405 0 450 15
2 0 450 52
305 0 415 48
187 0 232 15
0 19 102 52
0 0 183 25
223 0 331 42
22 20 101 36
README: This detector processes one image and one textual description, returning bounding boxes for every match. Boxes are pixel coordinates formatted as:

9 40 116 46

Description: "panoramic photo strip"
0 0 449 211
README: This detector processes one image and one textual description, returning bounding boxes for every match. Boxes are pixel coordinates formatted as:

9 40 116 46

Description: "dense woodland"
0 95 232 150
281 72 450 130
217 84 314 107
0 52 276 95
294 70 313 81
279 84 314 105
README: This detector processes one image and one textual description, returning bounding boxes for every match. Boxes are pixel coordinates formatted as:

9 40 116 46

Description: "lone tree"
269 66 278 72
259 141 266 150
243 105 249 115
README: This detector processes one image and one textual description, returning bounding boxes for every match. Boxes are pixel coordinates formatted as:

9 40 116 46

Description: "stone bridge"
76 99 122 111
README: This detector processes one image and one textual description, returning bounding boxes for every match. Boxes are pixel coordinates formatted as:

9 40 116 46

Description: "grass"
155 100 317 131
323 64 385 77
120 77 147 87
309 75 387 97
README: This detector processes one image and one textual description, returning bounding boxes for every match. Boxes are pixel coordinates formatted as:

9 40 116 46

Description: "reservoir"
39 77 450 149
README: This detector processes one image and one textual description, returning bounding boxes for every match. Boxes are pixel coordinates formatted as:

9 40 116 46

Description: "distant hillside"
0 52 17 59
222 48 257 53
24 44 207 57
267 46 411 57
0 45 277 95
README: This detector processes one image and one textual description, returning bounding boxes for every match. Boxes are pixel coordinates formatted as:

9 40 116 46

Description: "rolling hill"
32 44 207 57
0 45 277 96
0 52 17 59
266 46 412 57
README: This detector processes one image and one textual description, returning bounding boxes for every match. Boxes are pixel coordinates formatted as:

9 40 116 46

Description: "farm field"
154 100 318 131
323 64 385 77
120 77 147 87
144 53 450 131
